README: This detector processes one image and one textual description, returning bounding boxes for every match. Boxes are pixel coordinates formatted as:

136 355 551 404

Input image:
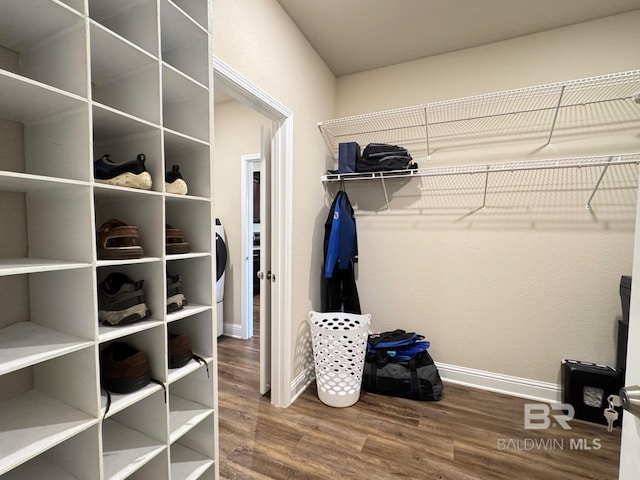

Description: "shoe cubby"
89 0 160 57
166 258 213 315
162 64 210 142
170 416 216 480
0 0 87 97
90 23 161 125
166 199 213 255
0 269 95 377
102 325 168 383
160 0 209 86
0 79 90 181
97 262 165 339
164 130 211 199
102 390 168 480
92 107 163 192
1 424 100 480
167 313 213 368
99 326 167 418
0 183 93 272
94 188 164 261
0 347 99 476
168 362 214 443
0 2 216 478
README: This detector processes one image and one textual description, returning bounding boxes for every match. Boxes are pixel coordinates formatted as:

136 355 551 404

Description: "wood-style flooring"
217 299 620 479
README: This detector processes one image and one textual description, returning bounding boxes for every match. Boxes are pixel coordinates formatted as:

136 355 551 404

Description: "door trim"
240 153 261 340
214 57 293 407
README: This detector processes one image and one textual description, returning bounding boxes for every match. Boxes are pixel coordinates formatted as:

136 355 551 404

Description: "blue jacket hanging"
324 191 358 278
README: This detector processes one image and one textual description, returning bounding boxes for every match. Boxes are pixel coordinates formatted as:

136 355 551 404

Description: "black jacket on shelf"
321 190 361 314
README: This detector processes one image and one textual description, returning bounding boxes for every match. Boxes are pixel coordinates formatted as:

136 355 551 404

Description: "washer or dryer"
215 218 228 337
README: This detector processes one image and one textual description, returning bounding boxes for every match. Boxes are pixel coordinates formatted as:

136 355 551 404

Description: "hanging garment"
322 191 361 314
324 191 358 278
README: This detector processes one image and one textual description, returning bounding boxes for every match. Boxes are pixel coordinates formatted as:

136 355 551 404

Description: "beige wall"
333 11 640 385
336 11 640 115
213 0 337 387
215 4 640 394
213 99 269 332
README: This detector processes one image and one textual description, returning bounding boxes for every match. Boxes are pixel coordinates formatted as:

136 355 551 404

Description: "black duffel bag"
362 349 443 401
356 143 417 173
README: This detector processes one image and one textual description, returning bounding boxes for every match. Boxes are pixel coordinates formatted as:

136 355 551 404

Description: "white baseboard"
436 362 562 404
289 366 315 405
288 362 561 407
222 323 244 339
290 362 562 403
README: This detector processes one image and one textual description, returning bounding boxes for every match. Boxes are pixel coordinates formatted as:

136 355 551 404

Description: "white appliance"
215 218 227 336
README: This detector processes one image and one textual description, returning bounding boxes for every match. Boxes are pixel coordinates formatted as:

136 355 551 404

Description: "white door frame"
214 57 293 408
240 153 261 340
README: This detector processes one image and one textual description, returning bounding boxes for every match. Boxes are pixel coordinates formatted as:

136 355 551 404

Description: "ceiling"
275 0 640 77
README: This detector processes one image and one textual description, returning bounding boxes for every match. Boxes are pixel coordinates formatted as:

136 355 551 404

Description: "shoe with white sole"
94 153 152 190
98 272 150 326
165 164 188 195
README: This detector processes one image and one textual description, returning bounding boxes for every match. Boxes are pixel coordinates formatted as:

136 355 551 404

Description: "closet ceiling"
275 0 640 77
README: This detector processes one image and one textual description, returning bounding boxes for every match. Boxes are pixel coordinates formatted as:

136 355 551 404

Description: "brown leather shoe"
166 224 190 255
101 342 151 393
168 333 193 369
97 219 144 260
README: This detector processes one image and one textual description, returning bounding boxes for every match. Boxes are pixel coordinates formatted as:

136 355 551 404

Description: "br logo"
524 403 575 430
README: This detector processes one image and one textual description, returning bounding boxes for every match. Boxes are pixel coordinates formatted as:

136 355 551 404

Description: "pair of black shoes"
94 154 188 195
98 271 188 326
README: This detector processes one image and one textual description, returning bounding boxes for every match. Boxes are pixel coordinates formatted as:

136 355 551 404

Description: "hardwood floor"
217 301 620 479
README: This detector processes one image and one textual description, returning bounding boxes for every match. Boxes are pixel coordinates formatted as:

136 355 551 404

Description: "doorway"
240 143 271 395
213 57 293 407
241 154 261 340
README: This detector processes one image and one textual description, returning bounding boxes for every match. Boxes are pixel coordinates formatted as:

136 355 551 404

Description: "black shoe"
167 271 187 313
95 153 152 190
98 272 151 326
165 164 188 195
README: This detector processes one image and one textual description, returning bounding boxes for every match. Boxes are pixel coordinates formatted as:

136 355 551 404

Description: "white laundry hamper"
308 311 371 407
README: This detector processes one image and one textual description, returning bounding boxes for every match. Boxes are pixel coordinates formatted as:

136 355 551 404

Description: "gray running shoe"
98 272 150 326
167 271 188 313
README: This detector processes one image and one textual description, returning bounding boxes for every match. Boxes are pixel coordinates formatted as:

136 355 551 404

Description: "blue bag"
363 329 442 401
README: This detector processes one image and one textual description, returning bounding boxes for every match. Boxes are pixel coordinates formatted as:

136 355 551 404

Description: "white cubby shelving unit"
0 1 217 479
319 70 640 215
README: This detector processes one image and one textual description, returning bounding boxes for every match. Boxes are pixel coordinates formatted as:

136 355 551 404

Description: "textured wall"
332 11 640 384
213 99 268 332
213 0 337 390
336 11 640 116
214 4 640 391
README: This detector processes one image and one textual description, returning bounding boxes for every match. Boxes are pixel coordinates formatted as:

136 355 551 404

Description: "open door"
259 125 272 395
618 178 640 478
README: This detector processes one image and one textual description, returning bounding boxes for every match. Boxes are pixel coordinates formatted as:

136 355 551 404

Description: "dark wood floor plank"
217 298 621 479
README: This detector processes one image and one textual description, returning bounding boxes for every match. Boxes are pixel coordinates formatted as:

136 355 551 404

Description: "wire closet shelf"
318 69 640 161
322 153 640 215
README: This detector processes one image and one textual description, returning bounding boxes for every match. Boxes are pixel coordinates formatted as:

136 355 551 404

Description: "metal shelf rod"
545 86 565 147
586 156 616 209
423 107 431 158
